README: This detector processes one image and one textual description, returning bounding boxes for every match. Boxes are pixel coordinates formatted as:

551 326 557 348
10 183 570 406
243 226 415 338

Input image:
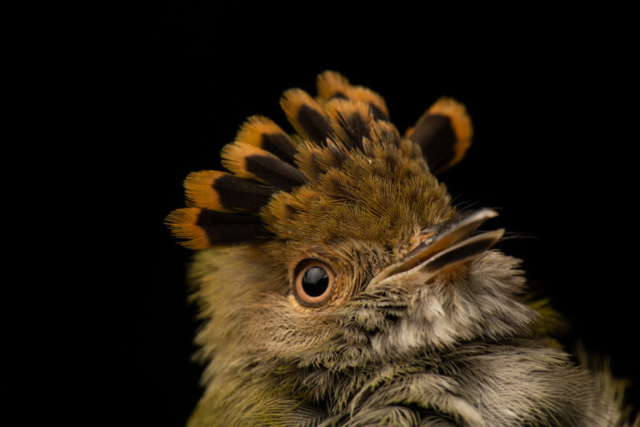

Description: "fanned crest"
166 71 473 249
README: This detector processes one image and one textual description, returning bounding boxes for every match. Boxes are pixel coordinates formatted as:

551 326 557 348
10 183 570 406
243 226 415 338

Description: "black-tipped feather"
222 142 309 191
326 100 373 150
281 89 332 145
211 174 273 213
169 72 472 250
196 209 273 245
244 153 309 191
366 102 389 122
236 116 298 165
259 132 298 164
408 114 457 174
296 104 332 144
184 170 274 213
166 208 273 249
407 98 472 175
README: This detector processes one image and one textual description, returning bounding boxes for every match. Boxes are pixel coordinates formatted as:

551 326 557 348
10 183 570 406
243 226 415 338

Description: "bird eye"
293 259 336 306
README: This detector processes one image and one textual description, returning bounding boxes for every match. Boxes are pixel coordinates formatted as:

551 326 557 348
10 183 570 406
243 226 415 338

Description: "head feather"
167 71 472 249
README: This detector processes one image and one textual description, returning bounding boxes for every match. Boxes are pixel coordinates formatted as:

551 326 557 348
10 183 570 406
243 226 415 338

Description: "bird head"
166 71 541 425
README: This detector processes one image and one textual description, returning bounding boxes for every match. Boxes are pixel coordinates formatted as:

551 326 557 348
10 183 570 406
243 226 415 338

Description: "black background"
102 3 638 425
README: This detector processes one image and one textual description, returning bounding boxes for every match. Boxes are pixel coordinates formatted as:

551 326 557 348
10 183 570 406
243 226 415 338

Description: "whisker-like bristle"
236 115 298 164
165 207 272 249
184 170 273 213
280 88 332 144
221 142 309 191
406 97 473 175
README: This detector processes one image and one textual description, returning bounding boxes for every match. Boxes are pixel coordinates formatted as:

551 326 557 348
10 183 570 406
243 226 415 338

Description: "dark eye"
293 259 336 306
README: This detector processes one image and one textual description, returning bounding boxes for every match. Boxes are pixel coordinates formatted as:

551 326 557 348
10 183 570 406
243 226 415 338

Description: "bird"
166 71 637 426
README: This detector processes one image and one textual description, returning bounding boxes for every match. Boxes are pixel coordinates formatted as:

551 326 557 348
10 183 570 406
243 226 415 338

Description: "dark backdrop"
109 3 638 425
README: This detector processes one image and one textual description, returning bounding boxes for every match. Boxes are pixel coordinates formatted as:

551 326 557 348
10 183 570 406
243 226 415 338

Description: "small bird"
166 71 637 426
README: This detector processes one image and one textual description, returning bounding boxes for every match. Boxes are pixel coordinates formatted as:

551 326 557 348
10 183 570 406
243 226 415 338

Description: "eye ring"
293 258 336 307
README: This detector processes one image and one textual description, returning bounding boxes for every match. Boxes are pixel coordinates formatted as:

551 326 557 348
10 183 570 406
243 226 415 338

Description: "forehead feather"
262 141 453 247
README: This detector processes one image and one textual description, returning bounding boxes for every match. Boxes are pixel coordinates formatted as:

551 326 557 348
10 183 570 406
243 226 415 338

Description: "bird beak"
369 208 504 289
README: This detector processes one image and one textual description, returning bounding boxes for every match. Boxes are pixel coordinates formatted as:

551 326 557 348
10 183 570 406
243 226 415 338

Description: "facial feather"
167 71 637 426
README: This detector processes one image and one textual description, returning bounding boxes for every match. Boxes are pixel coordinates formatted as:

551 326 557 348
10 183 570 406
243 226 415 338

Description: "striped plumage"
166 71 637 426
166 71 470 250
